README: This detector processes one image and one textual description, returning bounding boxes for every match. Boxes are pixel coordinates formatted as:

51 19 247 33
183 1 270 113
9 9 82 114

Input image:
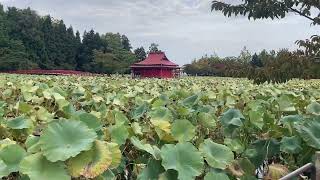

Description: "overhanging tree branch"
289 7 315 22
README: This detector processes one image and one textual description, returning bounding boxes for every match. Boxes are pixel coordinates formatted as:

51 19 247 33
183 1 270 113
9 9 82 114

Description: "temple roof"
131 52 179 68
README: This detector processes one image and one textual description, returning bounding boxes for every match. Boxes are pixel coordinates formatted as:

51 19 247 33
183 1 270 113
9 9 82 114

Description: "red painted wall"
133 68 174 78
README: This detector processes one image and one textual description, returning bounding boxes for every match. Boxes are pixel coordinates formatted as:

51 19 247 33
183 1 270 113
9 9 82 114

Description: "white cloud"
1 0 319 65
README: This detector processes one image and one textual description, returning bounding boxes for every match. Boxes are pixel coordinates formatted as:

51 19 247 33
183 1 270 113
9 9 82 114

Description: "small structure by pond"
131 51 180 78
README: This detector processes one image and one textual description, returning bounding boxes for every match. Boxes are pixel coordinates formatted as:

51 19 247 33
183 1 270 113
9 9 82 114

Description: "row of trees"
0 4 157 73
184 48 320 83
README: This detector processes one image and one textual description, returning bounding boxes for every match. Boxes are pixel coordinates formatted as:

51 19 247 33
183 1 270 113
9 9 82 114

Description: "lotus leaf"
20 153 70 180
198 112 216 129
67 140 112 178
131 137 161 160
160 142 203 180
106 142 122 169
137 159 164 180
280 136 302 154
306 102 320 115
149 107 173 122
171 120 195 142
278 95 296 112
77 112 102 131
25 135 41 153
204 171 230 180
6 117 33 130
220 109 245 136
109 123 129 145
199 139 234 169
182 94 200 107
297 120 320 149
0 144 26 177
132 102 148 119
40 119 97 162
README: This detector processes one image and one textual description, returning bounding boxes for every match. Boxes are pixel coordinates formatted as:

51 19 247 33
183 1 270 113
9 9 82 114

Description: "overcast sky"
1 0 319 65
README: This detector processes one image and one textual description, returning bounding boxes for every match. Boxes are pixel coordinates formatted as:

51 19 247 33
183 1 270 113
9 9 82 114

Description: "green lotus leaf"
306 102 320 115
56 99 70 111
131 137 161 160
199 139 234 169
220 109 245 136
280 115 303 125
278 95 296 112
35 106 54 122
248 110 264 130
132 102 148 119
137 159 164 180
149 107 173 122
297 120 320 149
25 135 41 153
0 144 26 177
244 139 280 167
18 102 32 114
204 171 230 180
198 112 216 129
99 169 116 180
171 120 195 142
109 123 129 145
114 111 129 125
240 175 258 180
106 142 122 169
20 153 70 180
67 140 112 178
160 142 203 180
182 94 200 107
2 89 12 99
132 122 143 136
158 170 178 180
280 136 302 154
40 120 97 162
224 138 245 153
6 116 33 130
227 158 255 177
152 95 169 108
0 139 16 149
77 112 102 131
151 120 173 141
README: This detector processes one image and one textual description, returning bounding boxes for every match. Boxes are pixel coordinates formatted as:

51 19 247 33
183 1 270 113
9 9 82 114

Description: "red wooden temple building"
131 52 180 78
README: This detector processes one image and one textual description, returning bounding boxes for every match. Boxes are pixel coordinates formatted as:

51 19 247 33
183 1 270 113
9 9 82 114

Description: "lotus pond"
0 74 320 180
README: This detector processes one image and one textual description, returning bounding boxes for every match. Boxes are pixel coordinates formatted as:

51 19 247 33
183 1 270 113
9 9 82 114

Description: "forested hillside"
0 3 144 73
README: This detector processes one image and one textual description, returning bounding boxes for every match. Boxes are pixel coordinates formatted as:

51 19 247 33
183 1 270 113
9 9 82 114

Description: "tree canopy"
211 0 320 25
0 3 138 73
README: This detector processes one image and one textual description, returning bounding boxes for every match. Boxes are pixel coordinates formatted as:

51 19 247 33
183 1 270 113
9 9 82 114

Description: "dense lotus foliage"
0 74 320 179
